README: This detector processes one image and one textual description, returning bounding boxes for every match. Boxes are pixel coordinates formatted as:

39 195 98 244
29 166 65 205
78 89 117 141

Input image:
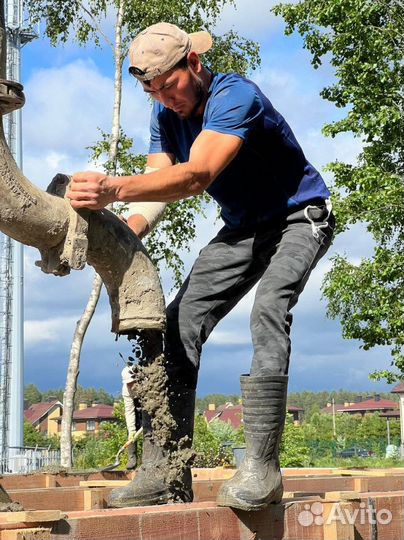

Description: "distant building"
53 402 117 439
204 402 304 429
24 399 62 438
322 395 399 417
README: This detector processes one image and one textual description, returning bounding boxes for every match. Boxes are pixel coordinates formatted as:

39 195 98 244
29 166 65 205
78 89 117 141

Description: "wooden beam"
2 511 62 524
79 480 129 488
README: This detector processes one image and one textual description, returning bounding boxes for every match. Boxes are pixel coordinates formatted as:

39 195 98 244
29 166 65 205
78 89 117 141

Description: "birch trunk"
60 0 127 467
60 273 102 466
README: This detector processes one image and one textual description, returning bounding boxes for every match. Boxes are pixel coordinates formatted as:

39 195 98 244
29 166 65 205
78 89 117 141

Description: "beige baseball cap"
129 22 212 81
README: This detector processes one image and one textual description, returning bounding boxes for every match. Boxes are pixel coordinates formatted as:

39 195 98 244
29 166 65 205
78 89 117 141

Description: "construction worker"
67 22 335 510
121 366 142 470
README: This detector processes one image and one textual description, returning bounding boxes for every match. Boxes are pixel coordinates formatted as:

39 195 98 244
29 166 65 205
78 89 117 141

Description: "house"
204 402 304 429
54 402 117 439
322 395 399 417
24 399 62 438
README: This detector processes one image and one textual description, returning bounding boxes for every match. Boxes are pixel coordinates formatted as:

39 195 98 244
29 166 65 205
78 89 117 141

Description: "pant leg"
250 205 335 376
165 228 266 389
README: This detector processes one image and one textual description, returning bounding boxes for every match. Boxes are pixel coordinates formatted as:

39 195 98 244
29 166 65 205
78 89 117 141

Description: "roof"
379 410 400 418
205 404 243 429
338 399 399 412
204 404 303 429
287 405 304 412
24 401 62 425
322 403 346 414
72 405 115 420
391 381 404 393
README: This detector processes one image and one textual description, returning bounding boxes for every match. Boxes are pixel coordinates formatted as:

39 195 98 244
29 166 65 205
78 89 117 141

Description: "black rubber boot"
107 385 195 508
126 441 138 471
216 374 288 511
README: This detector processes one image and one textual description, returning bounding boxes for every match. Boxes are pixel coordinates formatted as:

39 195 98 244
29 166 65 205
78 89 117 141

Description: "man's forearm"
111 162 211 203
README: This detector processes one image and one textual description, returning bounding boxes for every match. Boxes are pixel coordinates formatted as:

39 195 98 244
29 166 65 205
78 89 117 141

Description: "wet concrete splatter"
0 501 24 512
123 329 196 501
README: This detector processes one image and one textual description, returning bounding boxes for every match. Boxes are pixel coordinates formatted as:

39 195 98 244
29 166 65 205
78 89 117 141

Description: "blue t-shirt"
149 72 330 230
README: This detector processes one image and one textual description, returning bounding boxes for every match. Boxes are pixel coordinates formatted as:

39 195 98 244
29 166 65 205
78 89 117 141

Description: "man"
67 22 335 511
121 365 142 470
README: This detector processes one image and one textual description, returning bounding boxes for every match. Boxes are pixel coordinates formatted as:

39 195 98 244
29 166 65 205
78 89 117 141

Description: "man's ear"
187 51 202 74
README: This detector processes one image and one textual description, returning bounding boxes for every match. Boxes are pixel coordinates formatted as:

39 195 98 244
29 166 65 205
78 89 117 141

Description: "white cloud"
25 316 78 346
214 0 296 39
209 329 250 346
22 59 151 190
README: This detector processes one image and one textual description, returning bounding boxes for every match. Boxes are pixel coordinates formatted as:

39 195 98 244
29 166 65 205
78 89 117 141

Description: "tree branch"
81 4 114 50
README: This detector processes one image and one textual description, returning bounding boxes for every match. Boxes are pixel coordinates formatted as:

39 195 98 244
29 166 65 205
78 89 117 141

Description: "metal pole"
332 397 336 438
399 395 404 459
5 0 23 458
386 417 390 446
5 0 36 465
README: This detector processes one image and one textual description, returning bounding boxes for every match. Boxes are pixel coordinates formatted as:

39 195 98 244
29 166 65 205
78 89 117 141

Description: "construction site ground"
0 467 402 539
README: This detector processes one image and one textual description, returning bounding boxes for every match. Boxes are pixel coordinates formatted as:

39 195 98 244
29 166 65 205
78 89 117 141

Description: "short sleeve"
204 80 264 141
149 102 174 154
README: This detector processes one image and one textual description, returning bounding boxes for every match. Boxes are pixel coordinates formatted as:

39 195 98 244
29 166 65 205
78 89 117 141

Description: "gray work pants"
164 203 335 390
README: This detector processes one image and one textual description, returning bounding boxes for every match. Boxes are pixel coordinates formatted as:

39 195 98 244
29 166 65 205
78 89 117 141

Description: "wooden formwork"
0 468 402 540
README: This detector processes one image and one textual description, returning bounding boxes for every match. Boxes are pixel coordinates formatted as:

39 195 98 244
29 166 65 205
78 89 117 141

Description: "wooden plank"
2 511 62 524
339 469 402 477
352 476 369 493
0 527 51 540
323 491 361 501
83 489 106 511
79 480 129 488
44 475 57 488
323 501 355 540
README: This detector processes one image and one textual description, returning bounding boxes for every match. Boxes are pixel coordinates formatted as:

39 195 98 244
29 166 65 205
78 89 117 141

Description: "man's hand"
67 171 116 210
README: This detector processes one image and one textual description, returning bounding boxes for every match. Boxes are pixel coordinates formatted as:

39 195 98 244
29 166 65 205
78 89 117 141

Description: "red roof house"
323 397 399 417
53 402 117 439
204 402 304 429
24 400 62 437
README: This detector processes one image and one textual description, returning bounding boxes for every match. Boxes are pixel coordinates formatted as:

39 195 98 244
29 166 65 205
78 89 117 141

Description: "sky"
17 0 395 399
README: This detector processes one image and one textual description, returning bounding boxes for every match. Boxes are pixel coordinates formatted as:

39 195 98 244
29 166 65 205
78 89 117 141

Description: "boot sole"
217 486 283 512
108 489 170 508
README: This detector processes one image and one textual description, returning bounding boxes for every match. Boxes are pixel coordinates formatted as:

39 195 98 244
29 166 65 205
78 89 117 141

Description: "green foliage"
23 421 60 450
24 384 43 407
280 415 310 467
301 411 401 462
41 385 114 407
273 0 404 381
73 400 142 470
87 128 146 179
24 384 115 408
28 0 261 77
192 415 239 467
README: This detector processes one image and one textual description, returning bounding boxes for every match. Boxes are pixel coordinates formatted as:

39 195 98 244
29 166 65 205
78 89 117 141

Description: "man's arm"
67 130 243 210
126 156 172 238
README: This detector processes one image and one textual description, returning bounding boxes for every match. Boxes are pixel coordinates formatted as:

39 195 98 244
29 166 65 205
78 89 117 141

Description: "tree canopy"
273 0 404 382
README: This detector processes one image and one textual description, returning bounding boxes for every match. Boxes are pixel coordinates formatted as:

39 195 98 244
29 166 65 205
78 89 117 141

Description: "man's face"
142 64 204 119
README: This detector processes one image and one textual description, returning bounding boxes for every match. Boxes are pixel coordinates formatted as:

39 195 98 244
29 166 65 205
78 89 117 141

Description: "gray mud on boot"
108 461 170 507
108 386 196 508
217 375 288 511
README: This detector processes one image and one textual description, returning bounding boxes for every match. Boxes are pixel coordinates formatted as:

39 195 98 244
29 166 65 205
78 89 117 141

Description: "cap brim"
189 31 212 55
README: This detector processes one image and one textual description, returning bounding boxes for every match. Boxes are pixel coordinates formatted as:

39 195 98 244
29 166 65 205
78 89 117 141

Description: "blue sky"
20 1 394 399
